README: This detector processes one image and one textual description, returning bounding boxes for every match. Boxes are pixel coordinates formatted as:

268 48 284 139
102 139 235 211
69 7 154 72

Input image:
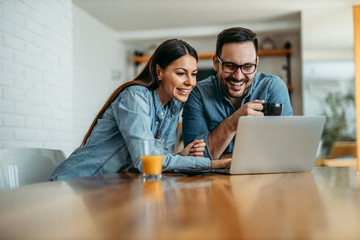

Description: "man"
182 27 293 160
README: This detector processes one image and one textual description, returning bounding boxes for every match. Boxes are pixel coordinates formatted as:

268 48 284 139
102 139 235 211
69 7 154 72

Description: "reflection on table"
0 167 359 239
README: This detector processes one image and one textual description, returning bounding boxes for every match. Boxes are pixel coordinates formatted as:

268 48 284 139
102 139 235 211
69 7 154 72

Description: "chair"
329 141 357 159
315 142 358 170
0 148 66 189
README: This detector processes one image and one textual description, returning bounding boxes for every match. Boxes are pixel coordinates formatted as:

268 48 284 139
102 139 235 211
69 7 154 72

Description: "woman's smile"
157 54 198 105
177 88 192 95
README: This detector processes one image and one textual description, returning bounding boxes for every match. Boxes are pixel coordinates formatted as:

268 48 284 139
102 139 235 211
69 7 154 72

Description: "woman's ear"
156 65 162 80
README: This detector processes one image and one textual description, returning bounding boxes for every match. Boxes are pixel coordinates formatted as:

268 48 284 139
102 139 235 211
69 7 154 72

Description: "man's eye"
224 64 236 70
243 65 253 70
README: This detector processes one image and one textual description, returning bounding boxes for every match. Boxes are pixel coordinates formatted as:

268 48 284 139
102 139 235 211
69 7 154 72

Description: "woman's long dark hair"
80 39 198 147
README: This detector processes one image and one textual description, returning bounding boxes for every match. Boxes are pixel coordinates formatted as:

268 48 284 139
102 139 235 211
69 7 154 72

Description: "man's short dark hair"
216 27 258 57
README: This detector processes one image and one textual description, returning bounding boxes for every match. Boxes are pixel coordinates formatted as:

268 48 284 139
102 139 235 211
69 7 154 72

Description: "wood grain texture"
354 5 360 173
0 167 359 240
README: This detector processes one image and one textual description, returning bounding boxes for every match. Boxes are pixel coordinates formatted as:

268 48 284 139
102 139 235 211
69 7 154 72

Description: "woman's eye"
192 73 197 77
177 72 185 76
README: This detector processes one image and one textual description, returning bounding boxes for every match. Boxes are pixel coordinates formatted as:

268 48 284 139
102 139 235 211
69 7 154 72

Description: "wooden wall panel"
354 6 360 172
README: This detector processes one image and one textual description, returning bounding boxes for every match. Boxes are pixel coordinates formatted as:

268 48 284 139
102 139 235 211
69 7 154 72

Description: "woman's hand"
210 158 231 169
180 139 206 157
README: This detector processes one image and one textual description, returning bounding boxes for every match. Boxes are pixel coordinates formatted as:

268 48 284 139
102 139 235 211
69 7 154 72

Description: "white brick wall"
0 0 73 155
0 0 125 156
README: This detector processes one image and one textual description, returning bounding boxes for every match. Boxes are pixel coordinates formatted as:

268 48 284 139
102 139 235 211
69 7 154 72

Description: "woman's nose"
185 74 196 86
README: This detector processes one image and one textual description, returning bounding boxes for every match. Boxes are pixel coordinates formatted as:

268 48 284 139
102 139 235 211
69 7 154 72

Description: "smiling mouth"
178 88 191 94
230 81 245 86
228 79 248 87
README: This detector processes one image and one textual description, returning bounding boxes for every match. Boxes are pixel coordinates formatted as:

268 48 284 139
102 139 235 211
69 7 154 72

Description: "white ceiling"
73 0 359 32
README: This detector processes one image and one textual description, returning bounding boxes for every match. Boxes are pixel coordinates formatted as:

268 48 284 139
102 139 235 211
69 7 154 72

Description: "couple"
50 27 293 181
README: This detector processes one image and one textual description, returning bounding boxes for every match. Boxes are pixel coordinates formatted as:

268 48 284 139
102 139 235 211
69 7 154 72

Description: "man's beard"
222 76 251 99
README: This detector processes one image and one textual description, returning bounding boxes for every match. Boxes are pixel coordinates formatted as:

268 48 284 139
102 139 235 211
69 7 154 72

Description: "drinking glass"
139 139 164 179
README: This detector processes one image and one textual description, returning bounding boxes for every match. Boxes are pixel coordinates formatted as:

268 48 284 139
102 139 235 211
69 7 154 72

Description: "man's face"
214 41 258 100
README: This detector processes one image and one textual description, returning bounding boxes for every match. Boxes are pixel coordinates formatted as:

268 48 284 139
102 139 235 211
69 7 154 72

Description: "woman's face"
157 54 198 106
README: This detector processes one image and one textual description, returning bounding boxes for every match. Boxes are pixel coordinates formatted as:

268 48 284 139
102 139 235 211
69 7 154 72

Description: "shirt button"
161 112 164 115
155 121 159 124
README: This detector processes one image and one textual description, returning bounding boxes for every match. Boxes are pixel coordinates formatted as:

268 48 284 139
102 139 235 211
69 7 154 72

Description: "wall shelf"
131 49 292 63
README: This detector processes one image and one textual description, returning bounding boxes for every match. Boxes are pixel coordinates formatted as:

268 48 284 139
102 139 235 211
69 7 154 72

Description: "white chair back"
0 148 66 189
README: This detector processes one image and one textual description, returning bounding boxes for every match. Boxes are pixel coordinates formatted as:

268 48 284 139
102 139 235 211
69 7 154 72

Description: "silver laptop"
215 116 325 175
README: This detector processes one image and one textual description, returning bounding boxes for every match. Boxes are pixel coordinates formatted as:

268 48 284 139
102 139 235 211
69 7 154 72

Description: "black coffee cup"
262 103 283 116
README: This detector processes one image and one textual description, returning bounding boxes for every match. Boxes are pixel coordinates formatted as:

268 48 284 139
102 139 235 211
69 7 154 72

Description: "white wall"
0 0 73 154
72 5 125 149
301 7 354 61
0 0 125 156
301 6 355 116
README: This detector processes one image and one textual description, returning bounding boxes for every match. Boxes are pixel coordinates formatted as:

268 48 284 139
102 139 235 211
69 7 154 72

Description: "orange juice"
142 180 164 202
141 155 163 175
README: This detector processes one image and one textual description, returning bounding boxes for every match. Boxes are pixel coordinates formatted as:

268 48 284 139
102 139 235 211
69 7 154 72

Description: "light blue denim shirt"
182 72 293 160
50 85 210 180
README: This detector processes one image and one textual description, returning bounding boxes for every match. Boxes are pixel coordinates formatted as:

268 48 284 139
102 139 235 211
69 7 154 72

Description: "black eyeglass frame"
217 56 257 75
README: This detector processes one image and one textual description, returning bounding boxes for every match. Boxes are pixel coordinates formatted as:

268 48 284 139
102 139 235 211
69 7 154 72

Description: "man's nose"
233 67 245 80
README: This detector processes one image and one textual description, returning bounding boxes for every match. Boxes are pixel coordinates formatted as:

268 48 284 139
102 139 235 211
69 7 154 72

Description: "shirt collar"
153 89 181 117
213 76 227 102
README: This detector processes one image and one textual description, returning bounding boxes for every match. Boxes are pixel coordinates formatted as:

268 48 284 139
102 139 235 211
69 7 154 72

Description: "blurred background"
0 0 358 157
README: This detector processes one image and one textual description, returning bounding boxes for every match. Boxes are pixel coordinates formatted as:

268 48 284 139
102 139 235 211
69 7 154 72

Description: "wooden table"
0 167 359 240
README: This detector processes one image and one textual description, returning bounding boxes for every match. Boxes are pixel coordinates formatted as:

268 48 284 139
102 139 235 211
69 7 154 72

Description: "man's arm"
208 100 264 159
182 88 213 158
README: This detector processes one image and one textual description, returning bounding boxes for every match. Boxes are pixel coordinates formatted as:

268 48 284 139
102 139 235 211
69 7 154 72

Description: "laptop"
214 116 325 175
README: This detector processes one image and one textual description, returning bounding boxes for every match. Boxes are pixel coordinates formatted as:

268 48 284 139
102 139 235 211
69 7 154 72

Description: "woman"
50 39 231 180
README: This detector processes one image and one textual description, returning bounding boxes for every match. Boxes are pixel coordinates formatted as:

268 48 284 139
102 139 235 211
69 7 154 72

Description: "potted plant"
320 91 356 157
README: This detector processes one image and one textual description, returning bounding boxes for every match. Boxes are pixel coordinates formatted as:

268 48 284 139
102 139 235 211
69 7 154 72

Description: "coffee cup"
262 103 283 116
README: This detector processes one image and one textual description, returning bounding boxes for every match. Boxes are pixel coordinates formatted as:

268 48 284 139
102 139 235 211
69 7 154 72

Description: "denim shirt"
182 72 293 160
50 85 210 180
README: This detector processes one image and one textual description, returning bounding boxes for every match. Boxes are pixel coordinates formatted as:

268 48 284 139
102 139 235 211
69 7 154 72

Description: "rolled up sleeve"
267 76 293 116
182 88 213 159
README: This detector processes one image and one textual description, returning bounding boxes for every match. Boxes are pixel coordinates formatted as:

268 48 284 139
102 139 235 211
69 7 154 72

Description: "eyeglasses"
217 56 257 75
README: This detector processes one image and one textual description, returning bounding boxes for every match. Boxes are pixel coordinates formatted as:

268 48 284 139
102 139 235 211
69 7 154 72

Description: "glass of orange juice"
139 139 164 179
